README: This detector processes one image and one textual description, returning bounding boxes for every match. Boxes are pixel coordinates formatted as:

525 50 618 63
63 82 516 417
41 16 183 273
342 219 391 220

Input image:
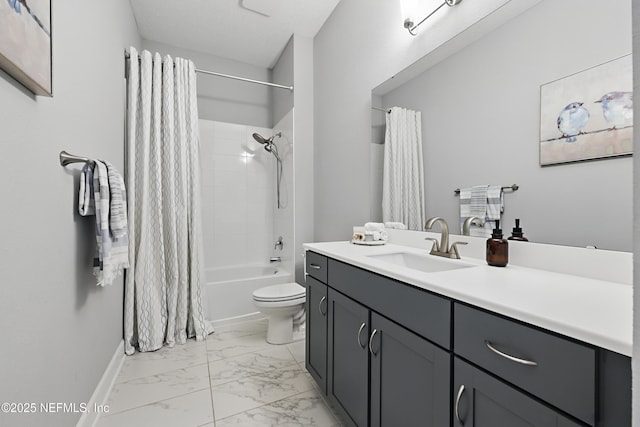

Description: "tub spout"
270 257 282 263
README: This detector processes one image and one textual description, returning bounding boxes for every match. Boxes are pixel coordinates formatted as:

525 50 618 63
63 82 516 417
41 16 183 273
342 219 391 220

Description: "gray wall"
292 34 315 284
632 0 639 422
0 1 139 426
143 40 273 128
272 37 294 127
382 0 632 251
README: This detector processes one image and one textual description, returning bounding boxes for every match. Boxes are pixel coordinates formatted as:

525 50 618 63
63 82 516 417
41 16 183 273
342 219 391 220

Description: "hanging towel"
79 164 95 216
459 185 489 237
459 185 503 237
486 185 504 231
79 160 129 286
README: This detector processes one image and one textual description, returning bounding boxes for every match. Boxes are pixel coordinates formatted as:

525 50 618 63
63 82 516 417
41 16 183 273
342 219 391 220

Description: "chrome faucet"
424 217 467 259
270 256 282 263
462 216 484 236
274 236 284 250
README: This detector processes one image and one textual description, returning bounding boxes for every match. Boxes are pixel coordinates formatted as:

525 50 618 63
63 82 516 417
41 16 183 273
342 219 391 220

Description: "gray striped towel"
79 160 129 286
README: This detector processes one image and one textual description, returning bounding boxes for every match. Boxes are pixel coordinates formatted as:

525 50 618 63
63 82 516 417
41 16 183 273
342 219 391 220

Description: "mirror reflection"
371 0 632 251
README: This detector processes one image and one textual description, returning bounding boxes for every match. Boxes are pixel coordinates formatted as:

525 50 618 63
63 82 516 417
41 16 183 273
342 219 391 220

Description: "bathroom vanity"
304 239 631 427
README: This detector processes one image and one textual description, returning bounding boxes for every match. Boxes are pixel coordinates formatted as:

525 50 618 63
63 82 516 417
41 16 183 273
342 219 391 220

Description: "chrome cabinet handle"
485 340 538 366
455 384 465 426
368 329 379 355
357 323 366 348
309 264 321 270
318 296 327 316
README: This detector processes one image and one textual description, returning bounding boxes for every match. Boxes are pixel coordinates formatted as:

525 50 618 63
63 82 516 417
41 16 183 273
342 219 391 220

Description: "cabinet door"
327 289 370 427
453 358 581 427
306 276 328 394
370 313 450 427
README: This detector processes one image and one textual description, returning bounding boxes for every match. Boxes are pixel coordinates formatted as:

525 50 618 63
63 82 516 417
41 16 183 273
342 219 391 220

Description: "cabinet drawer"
329 259 451 349
454 303 595 425
306 251 328 283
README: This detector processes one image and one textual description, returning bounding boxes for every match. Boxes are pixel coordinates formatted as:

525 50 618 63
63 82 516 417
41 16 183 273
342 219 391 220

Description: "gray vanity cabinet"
453 357 582 427
327 288 370 427
305 251 329 394
305 250 631 427
323 256 452 427
305 276 328 394
370 312 450 427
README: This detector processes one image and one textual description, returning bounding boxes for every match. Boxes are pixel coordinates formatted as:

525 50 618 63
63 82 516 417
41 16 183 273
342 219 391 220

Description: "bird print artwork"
557 102 590 142
540 55 632 165
5 0 49 36
594 91 633 129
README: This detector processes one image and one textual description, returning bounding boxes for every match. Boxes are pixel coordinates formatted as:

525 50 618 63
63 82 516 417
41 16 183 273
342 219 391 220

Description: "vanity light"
404 0 462 36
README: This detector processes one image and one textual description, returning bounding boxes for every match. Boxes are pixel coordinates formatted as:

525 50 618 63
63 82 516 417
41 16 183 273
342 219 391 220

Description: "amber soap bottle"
486 220 508 267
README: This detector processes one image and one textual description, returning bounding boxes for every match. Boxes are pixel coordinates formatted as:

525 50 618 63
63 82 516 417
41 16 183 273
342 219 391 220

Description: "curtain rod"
124 52 293 92
372 106 391 113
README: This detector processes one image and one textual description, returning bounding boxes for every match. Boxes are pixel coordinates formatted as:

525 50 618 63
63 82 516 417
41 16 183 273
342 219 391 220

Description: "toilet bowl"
252 282 306 344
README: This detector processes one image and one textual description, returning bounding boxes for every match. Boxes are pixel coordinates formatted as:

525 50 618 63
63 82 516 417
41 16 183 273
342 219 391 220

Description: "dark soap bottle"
486 220 508 267
508 218 529 242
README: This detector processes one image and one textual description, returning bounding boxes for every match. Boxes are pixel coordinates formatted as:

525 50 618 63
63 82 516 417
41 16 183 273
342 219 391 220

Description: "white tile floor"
96 319 342 427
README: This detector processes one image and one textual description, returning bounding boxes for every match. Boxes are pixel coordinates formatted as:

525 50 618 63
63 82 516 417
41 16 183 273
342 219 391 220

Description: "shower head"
252 133 269 144
252 132 282 145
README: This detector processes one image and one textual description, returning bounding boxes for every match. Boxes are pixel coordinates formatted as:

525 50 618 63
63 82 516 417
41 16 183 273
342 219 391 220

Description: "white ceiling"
130 0 341 69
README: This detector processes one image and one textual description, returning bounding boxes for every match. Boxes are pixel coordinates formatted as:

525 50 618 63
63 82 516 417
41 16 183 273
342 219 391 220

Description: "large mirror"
371 0 632 251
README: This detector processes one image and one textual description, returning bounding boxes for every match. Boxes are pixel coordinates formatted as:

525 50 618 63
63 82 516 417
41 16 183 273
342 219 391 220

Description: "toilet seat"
252 282 305 302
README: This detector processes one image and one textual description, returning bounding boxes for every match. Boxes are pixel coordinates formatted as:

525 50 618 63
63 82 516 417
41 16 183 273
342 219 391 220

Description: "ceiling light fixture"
404 0 462 36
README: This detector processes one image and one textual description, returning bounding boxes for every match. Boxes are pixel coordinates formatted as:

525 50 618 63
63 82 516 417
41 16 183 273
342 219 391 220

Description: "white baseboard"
76 340 125 427
211 312 266 328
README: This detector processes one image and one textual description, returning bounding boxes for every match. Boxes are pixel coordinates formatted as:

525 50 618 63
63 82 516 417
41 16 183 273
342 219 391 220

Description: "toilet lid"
253 282 305 302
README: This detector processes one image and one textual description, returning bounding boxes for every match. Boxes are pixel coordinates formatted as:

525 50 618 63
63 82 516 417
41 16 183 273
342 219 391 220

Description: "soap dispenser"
508 218 528 242
486 220 508 267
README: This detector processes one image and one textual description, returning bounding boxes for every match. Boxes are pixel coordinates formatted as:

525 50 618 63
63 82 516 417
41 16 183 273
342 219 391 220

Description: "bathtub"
204 264 293 322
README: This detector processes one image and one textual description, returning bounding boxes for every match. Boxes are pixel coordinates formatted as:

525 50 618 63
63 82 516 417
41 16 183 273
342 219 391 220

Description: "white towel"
384 222 407 230
364 222 385 232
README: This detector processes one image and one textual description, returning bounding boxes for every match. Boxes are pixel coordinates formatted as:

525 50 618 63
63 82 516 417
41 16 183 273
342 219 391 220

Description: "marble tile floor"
96 318 343 427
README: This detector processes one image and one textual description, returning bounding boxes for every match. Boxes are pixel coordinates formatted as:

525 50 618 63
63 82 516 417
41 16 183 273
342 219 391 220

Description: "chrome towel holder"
454 184 519 195
59 150 94 166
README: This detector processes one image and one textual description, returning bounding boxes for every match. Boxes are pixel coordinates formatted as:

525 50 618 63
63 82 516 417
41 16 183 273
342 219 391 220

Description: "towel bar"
454 184 519 195
59 151 94 166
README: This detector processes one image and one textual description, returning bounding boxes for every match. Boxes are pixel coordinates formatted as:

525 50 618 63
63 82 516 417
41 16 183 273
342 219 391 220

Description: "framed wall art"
0 0 52 96
539 54 632 166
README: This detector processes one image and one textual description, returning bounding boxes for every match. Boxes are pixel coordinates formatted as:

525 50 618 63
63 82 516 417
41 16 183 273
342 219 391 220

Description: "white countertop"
304 241 632 357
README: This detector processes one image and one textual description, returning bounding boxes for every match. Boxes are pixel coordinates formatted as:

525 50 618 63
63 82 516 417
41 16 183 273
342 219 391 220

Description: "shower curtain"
124 47 211 355
382 106 426 230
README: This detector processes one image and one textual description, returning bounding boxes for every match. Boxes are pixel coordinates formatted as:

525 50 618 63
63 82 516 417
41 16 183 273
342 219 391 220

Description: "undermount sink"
367 252 474 273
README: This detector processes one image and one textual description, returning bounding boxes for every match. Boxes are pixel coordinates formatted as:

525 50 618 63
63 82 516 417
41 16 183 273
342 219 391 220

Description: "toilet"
252 282 306 344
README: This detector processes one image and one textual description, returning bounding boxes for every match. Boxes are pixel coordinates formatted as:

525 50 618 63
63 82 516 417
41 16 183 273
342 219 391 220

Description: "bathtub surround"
125 48 211 354
200 114 295 323
205 265 292 322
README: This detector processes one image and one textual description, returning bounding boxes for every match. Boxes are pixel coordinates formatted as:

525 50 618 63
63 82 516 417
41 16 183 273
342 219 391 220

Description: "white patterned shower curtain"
124 47 211 355
382 106 426 230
